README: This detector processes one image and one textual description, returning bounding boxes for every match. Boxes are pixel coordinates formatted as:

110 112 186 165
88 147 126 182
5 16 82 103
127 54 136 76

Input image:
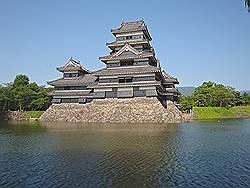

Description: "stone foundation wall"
0 111 26 121
40 97 190 123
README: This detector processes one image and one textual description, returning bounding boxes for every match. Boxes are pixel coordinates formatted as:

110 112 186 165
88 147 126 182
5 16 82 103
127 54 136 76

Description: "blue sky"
0 0 249 90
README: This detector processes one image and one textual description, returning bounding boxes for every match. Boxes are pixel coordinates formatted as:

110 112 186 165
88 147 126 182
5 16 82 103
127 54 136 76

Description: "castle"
48 20 180 108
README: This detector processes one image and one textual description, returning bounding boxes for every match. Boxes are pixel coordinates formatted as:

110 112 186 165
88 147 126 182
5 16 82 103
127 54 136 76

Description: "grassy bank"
193 106 250 120
23 111 45 119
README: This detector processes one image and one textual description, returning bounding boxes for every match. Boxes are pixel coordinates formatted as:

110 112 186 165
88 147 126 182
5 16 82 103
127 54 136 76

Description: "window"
134 47 143 52
120 60 134 66
133 35 143 39
64 73 69 77
164 84 174 88
107 62 119 68
126 36 133 40
118 77 133 83
125 77 132 83
61 98 78 103
117 36 126 41
117 35 144 41
133 86 139 91
149 61 157 67
64 73 79 78
63 86 86 90
118 77 125 83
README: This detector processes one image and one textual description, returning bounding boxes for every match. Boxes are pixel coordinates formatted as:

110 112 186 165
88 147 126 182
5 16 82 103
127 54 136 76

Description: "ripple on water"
0 120 250 187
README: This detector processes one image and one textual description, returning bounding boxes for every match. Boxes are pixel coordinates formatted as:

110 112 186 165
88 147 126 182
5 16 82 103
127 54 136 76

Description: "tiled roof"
49 90 92 96
57 66 87 72
112 20 145 31
99 51 154 62
90 81 162 89
159 88 181 95
106 39 150 47
92 65 161 76
165 88 180 94
162 71 179 84
48 74 97 87
57 57 90 73
111 20 152 40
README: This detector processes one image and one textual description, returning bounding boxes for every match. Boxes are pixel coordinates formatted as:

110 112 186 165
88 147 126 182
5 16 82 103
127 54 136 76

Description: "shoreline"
1 114 249 123
193 106 250 120
39 98 187 123
1 105 250 123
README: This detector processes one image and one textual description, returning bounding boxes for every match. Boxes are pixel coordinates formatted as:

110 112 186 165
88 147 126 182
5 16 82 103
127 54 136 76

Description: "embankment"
193 106 250 120
40 97 190 123
0 111 44 121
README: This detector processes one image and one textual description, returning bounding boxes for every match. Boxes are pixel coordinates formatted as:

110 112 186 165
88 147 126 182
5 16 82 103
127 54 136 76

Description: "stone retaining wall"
0 111 27 121
40 97 191 123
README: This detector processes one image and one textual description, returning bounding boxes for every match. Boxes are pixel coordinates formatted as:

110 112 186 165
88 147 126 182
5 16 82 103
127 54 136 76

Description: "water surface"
0 119 250 187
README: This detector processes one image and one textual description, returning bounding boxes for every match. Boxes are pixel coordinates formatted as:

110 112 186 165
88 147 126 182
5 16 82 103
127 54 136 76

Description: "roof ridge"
122 19 144 24
70 57 80 64
113 42 140 57
113 19 146 31
57 57 91 73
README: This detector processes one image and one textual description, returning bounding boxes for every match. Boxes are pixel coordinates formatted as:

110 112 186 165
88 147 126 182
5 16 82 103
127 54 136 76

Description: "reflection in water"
0 120 250 187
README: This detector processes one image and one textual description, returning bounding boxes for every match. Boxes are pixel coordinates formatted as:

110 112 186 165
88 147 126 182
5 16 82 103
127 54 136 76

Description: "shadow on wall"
0 111 25 121
0 112 7 121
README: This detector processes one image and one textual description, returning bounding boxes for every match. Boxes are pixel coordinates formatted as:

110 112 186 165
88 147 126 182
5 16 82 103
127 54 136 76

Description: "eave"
106 39 150 50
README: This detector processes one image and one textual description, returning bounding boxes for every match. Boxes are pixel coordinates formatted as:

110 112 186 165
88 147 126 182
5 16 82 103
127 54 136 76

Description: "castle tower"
91 20 179 105
48 57 96 103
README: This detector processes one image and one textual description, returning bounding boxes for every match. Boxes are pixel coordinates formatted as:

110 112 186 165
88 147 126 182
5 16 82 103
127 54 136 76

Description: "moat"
0 119 250 187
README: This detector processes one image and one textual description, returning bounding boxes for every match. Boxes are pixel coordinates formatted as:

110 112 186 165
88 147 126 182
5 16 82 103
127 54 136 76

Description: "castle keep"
48 20 180 108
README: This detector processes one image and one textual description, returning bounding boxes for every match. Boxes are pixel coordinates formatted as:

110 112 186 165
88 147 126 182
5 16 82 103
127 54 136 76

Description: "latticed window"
61 98 78 103
120 60 134 66
125 77 132 83
64 73 79 78
126 36 133 40
118 77 133 83
118 77 125 83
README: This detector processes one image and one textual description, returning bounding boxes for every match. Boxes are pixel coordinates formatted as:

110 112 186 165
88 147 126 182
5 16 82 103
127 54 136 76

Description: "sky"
0 0 249 90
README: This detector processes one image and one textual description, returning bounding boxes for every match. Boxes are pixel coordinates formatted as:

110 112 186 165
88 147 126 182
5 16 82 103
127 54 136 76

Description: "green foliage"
193 106 250 119
179 95 195 112
246 0 250 11
179 81 249 112
13 74 29 87
0 74 53 111
192 81 244 107
29 97 51 111
0 85 16 111
241 92 250 105
23 111 45 118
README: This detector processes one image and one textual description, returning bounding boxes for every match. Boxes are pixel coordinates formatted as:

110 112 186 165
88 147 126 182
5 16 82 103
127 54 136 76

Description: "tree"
12 85 32 111
29 97 51 111
193 81 216 107
179 96 195 112
241 92 250 105
246 0 250 12
0 74 52 111
0 85 17 111
13 74 29 87
179 81 248 112
191 82 244 107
